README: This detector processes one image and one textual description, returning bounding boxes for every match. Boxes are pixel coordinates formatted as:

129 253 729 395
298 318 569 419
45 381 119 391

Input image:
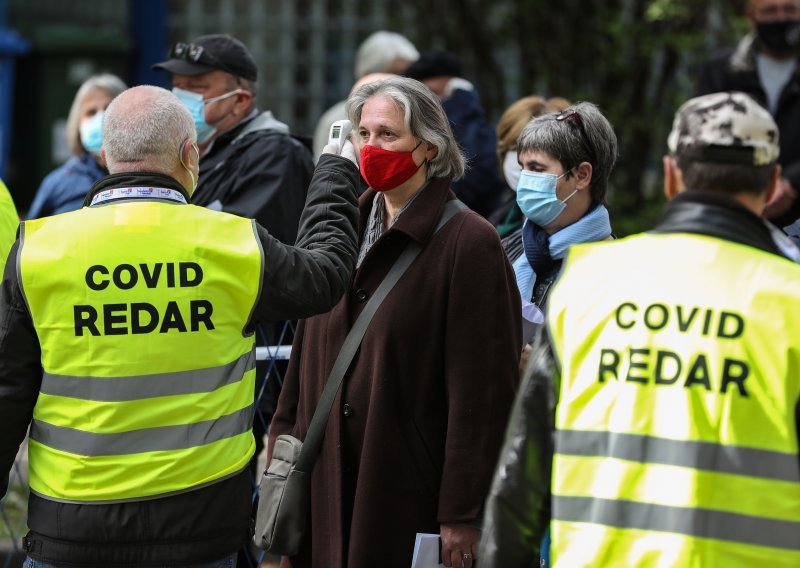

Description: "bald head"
103 85 196 175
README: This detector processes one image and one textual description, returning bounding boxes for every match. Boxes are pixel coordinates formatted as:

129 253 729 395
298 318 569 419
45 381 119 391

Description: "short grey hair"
517 101 618 203
66 73 128 155
103 85 196 175
355 31 419 78
346 76 465 181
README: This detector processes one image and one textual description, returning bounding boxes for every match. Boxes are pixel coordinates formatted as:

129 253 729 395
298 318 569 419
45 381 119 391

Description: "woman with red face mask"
267 76 522 568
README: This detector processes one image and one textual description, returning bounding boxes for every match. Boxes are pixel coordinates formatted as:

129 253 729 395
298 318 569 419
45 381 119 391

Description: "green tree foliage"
398 0 749 234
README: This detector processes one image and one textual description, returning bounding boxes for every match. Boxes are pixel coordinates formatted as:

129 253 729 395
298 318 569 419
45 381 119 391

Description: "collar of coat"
358 177 458 244
650 189 783 257
729 32 800 74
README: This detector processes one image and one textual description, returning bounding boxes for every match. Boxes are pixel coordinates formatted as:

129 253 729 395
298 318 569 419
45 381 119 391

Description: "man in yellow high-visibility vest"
480 91 800 567
0 85 360 567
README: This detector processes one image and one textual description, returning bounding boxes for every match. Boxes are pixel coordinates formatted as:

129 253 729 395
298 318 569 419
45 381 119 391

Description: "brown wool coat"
269 178 522 568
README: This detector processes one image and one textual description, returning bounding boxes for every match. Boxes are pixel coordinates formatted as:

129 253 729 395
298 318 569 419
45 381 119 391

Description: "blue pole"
130 0 169 88
0 28 30 180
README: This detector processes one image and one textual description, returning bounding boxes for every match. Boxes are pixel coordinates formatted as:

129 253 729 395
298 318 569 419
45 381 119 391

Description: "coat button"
355 289 368 302
343 403 353 417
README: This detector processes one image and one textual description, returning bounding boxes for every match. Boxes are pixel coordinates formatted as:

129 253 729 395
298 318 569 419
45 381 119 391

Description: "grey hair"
65 73 128 155
517 101 618 203
103 85 196 175
355 31 419 78
346 76 465 181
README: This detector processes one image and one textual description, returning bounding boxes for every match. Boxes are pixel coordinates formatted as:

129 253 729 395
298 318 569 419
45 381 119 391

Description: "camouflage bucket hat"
667 92 779 166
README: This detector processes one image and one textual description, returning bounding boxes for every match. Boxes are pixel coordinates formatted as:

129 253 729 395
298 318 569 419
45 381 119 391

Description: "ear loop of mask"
411 139 427 169
559 168 580 204
204 89 243 106
180 142 200 192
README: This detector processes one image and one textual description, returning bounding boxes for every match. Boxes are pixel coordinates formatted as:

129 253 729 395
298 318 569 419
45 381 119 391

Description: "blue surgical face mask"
173 87 217 143
80 111 104 154
516 169 577 227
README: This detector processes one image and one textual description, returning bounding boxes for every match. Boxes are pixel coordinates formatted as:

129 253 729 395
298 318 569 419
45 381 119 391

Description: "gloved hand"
322 137 359 168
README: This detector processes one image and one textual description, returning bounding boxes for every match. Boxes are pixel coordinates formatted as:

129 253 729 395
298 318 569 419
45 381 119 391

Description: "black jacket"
697 34 800 227
0 155 359 566
193 110 314 246
479 191 800 566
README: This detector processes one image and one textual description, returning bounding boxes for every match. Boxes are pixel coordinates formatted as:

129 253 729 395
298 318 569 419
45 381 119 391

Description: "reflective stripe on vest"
19 200 263 502
546 232 800 567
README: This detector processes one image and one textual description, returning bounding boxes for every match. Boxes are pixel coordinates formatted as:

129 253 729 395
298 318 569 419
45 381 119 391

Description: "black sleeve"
0 240 42 497
250 154 359 324
227 134 313 245
479 326 556 566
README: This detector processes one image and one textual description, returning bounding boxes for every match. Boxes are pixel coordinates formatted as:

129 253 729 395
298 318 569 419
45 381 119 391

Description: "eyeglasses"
556 110 597 168
170 42 240 78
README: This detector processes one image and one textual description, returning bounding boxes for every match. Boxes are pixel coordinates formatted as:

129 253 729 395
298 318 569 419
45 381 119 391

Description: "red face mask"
360 141 424 192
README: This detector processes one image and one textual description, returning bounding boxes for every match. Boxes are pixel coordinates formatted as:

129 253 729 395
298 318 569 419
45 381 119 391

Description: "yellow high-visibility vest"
19 198 263 503
0 178 19 266
547 232 800 567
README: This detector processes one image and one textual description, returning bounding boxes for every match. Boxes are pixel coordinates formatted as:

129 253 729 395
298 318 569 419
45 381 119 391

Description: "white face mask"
503 150 522 191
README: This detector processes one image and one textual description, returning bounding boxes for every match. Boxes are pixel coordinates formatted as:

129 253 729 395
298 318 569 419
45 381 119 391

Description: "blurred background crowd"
0 0 758 235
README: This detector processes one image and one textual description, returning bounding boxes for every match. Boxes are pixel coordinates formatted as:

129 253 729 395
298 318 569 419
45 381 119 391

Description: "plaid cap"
667 92 779 166
152 34 257 81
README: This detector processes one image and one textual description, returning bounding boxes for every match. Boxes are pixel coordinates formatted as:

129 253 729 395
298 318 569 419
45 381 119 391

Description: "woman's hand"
440 523 479 567
519 343 533 375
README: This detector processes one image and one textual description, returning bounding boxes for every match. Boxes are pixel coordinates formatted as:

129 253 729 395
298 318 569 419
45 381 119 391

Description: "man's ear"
232 89 253 117
180 139 195 167
663 155 683 200
764 163 782 204
745 1 757 27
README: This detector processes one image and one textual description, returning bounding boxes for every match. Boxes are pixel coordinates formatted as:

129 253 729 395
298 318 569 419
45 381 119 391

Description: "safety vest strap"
553 495 800 552
40 350 255 402
556 429 800 483
30 404 254 457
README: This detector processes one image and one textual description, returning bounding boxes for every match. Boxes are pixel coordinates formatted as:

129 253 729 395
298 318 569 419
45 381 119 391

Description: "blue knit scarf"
513 204 612 322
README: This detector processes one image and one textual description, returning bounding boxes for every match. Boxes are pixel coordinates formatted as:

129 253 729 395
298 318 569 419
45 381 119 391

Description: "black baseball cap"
404 50 463 81
152 34 258 81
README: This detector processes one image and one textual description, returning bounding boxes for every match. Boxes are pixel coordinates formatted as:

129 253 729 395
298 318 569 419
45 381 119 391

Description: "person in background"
153 33 313 246
0 84 359 568
27 73 127 219
268 76 521 568
506 102 617 368
491 96 570 238
696 0 800 228
0 179 19 265
405 50 507 218
480 91 800 567
312 30 419 159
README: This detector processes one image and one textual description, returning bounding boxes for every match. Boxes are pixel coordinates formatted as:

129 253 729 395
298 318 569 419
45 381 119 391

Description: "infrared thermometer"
328 119 352 152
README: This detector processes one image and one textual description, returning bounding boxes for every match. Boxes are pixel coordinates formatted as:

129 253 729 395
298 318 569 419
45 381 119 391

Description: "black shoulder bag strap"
295 199 467 473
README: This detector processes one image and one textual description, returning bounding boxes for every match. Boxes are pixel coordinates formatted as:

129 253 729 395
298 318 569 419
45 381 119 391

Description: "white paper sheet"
410 533 443 568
